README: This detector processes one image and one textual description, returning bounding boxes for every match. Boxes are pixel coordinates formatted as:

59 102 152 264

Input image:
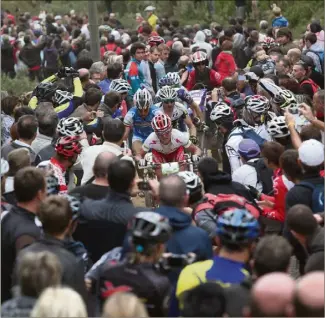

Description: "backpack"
304 49 324 73
229 126 267 148
246 158 274 195
192 193 261 221
297 181 324 213
300 78 320 94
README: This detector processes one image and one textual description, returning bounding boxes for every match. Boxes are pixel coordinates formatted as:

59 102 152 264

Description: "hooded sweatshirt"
155 205 213 261
305 42 324 73
190 31 213 59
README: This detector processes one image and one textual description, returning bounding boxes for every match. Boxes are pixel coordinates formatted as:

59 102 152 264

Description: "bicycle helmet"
165 72 181 87
55 136 82 158
134 88 152 110
191 51 208 64
216 209 260 245
66 194 81 221
53 90 74 105
35 82 57 100
130 211 172 245
158 77 175 88
1 158 9 177
238 139 261 159
271 89 297 110
57 117 84 136
158 86 177 102
267 115 290 138
109 79 131 93
210 102 233 123
46 174 60 195
245 95 269 114
261 36 276 49
147 36 165 47
152 113 172 133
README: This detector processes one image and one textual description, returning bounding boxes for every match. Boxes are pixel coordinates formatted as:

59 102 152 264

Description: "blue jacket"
155 206 213 260
272 16 289 28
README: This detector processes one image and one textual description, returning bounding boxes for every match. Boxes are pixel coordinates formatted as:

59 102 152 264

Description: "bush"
1 72 37 97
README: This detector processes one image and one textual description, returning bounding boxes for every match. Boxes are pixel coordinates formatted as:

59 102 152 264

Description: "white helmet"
178 171 202 190
134 88 152 110
191 51 208 64
267 115 290 138
210 102 233 122
54 90 74 105
109 79 131 93
245 95 269 114
57 117 84 136
271 89 297 110
1 158 9 177
158 86 177 101
165 72 181 87
203 29 212 37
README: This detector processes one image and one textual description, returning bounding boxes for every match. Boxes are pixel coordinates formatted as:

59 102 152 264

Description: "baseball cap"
55 15 62 21
238 139 261 159
298 139 324 166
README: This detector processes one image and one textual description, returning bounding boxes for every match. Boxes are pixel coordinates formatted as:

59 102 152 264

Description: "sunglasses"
162 99 175 104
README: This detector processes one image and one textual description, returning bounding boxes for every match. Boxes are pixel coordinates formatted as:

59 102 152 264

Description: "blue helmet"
217 209 260 245
66 194 81 221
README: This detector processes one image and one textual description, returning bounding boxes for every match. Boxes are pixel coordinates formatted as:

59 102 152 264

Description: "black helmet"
35 82 57 100
130 212 172 249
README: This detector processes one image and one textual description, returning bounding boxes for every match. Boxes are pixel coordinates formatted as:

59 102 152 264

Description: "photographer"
97 212 172 317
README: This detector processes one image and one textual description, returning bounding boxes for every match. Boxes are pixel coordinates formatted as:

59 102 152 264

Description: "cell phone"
165 255 188 267
289 108 298 114
137 181 151 191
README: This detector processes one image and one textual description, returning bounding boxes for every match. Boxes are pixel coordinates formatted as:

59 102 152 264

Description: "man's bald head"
93 151 117 179
287 48 301 64
247 273 295 317
294 271 324 317
159 175 188 208
179 55 190 65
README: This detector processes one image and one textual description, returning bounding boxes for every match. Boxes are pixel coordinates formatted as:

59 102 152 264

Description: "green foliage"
1 72 37 96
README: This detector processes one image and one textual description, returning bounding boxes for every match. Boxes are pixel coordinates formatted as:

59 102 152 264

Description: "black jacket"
1 42 15 73
1 206 41 303
19 41 46 68
17 235 86 300
202 170 256 202
305 226 324 273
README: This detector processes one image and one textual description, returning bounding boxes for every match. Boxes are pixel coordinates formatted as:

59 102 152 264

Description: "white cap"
144 5 156 11
298 139 324 166
55 15 62 20
111 29 121 41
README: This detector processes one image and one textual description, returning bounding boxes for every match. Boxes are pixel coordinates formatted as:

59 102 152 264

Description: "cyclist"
186 51 222 91
266 114 292 148
176 209 260 311
123 88 161 156
28 67 83 119
177 171 203 208
105 78 131 118
137 114 201 178
97 211 172 317
158 72 204 123
37 136 82 195
156 86 197 144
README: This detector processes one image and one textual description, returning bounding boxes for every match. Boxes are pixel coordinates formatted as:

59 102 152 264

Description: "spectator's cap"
298 139 324 166
300 54 315 68
144 5 156 12
249 65 264 79
276 27 292 39
238 139 261 159
55 15 62 21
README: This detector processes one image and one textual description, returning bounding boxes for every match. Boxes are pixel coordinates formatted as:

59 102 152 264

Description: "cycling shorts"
152 146 185 164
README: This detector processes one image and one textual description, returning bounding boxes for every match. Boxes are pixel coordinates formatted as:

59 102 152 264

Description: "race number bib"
161 162 180 176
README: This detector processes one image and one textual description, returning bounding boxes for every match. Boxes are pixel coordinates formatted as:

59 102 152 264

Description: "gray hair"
259 20 269 30
89 61 106 75
35 103 59 137
159 175 187 208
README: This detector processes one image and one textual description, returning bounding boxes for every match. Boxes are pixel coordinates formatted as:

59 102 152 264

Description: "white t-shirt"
232 159 263 192
143 129 191 154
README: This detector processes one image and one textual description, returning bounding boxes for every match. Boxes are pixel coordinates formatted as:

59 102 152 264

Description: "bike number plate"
161 162 180 176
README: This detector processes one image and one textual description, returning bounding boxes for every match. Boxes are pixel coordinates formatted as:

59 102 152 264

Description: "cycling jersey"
98 261 171 317
156 101 189 131
124 106 161 142
143 129 191 155
176 255 249 305
124 57 146 97
175 86 194 106
37 157 67 195
152 146 185 164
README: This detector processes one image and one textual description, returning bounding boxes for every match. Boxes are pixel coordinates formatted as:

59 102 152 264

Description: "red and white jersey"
142 129 191 154
37 157 68 196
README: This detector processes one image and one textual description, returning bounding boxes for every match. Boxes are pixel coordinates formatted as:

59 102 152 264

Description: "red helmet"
152 113 172 134
147 36 165 47
191 51 208 64
261 37 276 49
55 136 82 158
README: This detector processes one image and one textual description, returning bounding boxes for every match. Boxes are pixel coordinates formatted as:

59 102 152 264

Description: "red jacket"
214 51 237 82
100 43 122 58
186 68 222 91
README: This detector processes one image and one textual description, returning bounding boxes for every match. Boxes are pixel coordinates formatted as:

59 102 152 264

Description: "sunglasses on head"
162 99 175 104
